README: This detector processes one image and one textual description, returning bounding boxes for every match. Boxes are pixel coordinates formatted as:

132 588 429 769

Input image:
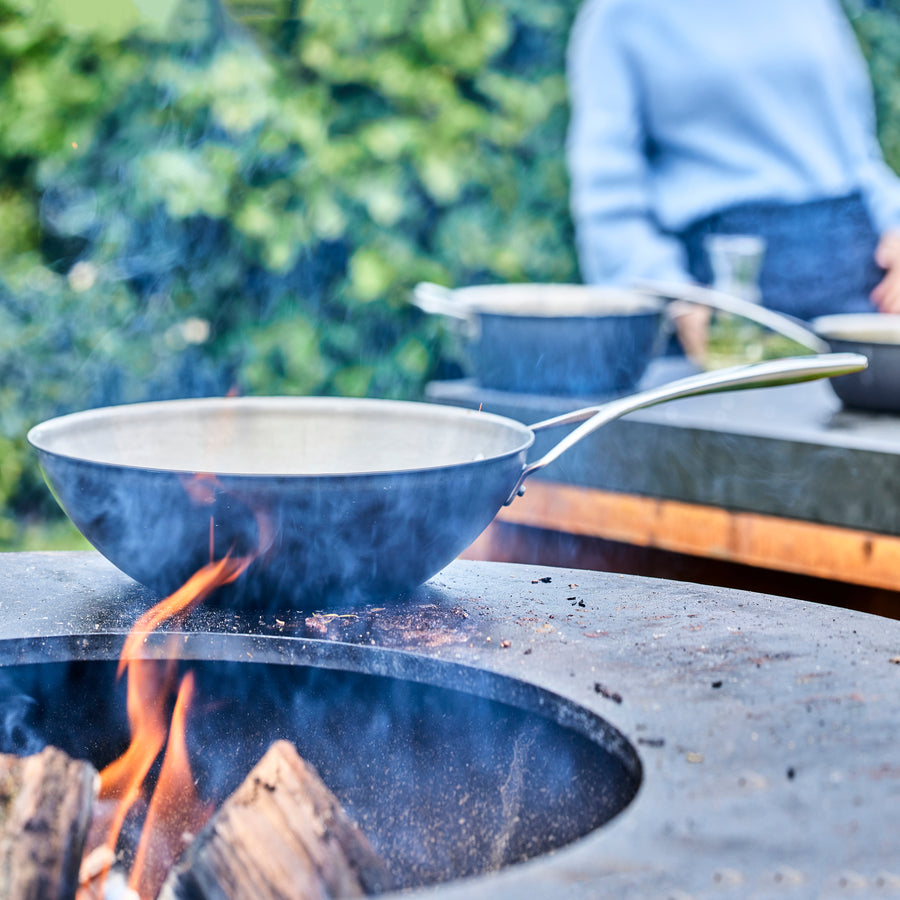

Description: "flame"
117 554 251 679
90 552 253 897
95 658 176 869
129 671 213 899
180 473 219 506
80 394 275 897
178 474 275 565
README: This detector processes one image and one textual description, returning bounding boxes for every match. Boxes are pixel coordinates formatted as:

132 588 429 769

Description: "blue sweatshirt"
566 0 900 286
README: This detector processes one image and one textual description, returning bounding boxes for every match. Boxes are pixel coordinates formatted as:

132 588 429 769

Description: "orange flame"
129 671 213 899
92 552 253 897
181 473 219 506
95 658 176 869
117 553 251 679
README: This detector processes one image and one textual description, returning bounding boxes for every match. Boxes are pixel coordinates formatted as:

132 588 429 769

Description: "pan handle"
411 282 475 323
634 279 830 354
503 352 867 505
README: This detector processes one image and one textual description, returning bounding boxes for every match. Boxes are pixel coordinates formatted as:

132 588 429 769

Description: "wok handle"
411 282 474 323
503 352 867 505
634 279 830 354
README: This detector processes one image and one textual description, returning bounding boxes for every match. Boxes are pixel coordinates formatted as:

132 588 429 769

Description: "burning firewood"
158 740 395 900
0 746 98 900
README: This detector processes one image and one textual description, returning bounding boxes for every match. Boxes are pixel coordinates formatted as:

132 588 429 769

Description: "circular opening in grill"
0 635 641 891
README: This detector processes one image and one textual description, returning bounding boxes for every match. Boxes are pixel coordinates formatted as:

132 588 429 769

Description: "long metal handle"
634 279 830 353
503 352 867 504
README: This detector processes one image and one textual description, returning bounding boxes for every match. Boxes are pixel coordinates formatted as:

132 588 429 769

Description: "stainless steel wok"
413 280 832 396
27 353 865 609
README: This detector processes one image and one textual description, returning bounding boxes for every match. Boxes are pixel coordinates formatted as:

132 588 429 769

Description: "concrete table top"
426 358 900 536
1 551 898 899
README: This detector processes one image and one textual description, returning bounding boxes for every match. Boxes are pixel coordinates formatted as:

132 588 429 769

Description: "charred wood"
159 740 394 900
0 746 98 900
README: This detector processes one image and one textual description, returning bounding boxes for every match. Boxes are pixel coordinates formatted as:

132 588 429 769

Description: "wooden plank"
159 740 395 900
0 746 98 900
464 480 900 592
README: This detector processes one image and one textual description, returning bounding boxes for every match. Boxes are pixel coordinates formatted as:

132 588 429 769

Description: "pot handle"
634 279 830 354
503 351 867 505
411 282 475 323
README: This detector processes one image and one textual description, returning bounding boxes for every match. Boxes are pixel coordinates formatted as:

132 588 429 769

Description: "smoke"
0 672 44 756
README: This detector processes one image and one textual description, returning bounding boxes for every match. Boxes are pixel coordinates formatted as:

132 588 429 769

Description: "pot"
809 314 900 412
412 282 667 395
27 353 864 609
640 280 898 413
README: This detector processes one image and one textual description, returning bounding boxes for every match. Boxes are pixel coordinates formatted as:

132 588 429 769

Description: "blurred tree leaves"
0 0 583 537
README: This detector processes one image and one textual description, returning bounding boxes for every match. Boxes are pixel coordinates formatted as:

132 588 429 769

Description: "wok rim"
446 283 665 319
26 396 536 480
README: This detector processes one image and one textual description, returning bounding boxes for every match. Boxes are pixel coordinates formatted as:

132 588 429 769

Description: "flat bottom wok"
26 353 866 610
28 397 535 609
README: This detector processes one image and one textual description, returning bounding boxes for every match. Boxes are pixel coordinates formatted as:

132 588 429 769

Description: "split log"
159 740 395 900
0 746 99 900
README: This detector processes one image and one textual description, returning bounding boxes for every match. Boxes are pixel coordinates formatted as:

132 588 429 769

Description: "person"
565 0 900 355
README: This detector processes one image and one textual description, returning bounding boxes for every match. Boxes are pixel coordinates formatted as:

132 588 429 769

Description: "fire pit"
0 639 638 891
1 551 899 898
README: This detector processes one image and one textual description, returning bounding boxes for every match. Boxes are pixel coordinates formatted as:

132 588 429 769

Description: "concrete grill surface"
0 551 898 899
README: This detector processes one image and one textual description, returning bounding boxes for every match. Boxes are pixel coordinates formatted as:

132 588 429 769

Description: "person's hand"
669 301 711 366
871 230 900 313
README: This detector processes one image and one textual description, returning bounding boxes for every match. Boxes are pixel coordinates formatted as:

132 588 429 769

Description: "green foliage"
845 1 900 174
0 0 583 541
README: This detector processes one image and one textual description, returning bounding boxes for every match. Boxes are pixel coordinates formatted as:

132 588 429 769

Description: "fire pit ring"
0 631 641 892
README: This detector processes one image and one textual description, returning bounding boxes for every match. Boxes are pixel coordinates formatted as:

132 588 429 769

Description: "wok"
27 353 864 610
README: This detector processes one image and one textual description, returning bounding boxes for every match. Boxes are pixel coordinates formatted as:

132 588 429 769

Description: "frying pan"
27 353 865 610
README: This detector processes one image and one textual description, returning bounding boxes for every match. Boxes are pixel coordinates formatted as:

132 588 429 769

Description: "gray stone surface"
426 359 900 534
0 551 898 898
